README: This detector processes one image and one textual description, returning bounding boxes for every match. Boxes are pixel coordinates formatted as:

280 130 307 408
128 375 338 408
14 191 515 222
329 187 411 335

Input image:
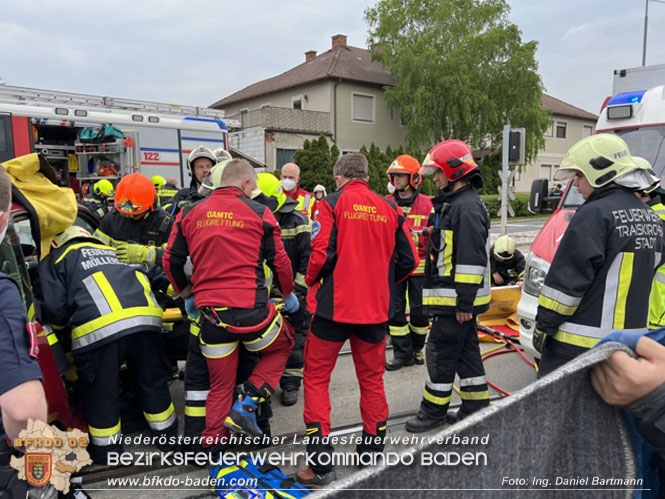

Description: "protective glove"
184 296 198 320
116 243 157 265
283 292 300 314
533 328 548 354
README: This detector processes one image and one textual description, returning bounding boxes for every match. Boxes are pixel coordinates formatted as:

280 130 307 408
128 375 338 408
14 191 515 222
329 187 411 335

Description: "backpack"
80 125 125 143
211 458 311 499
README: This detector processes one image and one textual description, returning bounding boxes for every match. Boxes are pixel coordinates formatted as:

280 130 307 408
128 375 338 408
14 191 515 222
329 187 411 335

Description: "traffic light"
508 128 526 166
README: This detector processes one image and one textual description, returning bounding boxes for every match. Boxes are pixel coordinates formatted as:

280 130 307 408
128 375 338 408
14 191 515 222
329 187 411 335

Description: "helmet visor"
116 198 148 215
198 173 215 197
553 168 575 182
422 166 439 176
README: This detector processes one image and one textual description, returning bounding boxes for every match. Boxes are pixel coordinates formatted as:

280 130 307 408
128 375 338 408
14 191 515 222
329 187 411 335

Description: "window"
240 108 249 128
583 125 593 138
276 149 296 169
540 164 553 180
556 121 567 139
544 121 553 137
352 93 374 123
292 96 303 110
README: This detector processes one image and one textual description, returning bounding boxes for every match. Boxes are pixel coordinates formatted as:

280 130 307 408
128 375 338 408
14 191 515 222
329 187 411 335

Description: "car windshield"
561 183 585 209
613 125 665 177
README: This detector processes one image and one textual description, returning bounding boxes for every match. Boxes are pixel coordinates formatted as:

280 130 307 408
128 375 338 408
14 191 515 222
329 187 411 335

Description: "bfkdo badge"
25 453 52 486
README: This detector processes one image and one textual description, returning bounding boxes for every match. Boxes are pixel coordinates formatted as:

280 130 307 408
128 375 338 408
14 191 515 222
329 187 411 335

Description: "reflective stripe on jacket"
387 191 433 276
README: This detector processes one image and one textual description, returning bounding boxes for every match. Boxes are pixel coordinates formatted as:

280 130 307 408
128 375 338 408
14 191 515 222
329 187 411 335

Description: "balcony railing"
227 107 331 135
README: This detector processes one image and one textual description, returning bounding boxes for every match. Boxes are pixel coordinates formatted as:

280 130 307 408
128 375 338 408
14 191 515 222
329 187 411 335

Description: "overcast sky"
1 0 664 116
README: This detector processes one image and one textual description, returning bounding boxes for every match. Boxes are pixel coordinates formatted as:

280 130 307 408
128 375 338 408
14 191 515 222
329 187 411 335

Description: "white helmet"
212 148 233 163
187 146 217 177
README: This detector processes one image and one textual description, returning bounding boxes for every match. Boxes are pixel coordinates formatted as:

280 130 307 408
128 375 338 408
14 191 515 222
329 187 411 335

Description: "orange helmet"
422 140 479 182
114 173 156 215
386 154 422 189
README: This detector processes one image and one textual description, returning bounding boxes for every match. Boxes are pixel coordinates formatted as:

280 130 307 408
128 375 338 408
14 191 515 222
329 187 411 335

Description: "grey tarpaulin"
314 343 650 498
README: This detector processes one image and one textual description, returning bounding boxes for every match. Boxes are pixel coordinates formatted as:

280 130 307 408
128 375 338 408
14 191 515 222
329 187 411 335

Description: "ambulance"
518 64 665 359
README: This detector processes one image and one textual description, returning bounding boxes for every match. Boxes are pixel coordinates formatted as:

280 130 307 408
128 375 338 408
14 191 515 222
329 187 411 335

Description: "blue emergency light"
607 90 646 106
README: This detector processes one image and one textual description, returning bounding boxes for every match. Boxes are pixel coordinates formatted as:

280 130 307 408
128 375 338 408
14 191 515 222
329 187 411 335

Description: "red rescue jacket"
163 186 294 309
306 180 419 323
387 191 433 275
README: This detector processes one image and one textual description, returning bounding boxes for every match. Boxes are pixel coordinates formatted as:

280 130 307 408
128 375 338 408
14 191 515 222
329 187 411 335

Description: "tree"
293 135 338 194
366 0 551 162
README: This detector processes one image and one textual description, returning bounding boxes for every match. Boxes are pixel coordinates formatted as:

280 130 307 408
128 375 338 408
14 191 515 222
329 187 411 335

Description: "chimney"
305 50 317 62
332 34 347 48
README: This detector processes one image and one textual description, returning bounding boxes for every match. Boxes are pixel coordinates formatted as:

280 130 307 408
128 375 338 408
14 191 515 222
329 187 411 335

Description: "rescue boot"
385 356 414 371
405 411 447 433
413 350 425 365
224 394 264 437
446 409 472 425
295 467 337 489
281 386 299 406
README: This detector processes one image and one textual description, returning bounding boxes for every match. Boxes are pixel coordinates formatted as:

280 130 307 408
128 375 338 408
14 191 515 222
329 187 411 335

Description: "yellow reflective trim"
88 420 121 437
460 390 490 400
216 465 239 478
144 402 175 422
423 390 451 406
135 271 158 308
189 322 201 336
72 306 163 339
92 272 122 312
46 333 58 346
614 252 633 330
185 406 206 417
55 242 115 264
423 294 491 307
443 230 453 276
553 330 600 349
305 428 318 435
455 273 484 285
389 325 410 336
538 294 577 316
378 425 387 431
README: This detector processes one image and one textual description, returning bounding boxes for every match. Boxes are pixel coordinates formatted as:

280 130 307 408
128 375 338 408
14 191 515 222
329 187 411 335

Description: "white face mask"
387 182 396 194
282 178 297 192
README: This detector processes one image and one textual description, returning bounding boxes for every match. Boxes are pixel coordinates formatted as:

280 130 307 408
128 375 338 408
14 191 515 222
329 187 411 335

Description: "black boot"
281 386 299 406
445 409 471 425
405 412 446 433
385 356 414 371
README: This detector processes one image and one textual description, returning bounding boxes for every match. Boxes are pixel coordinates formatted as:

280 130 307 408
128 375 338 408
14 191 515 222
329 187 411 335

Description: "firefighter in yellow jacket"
37 226 177 464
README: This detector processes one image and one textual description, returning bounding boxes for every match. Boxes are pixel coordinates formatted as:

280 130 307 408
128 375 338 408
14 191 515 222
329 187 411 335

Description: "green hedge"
480 193 531 217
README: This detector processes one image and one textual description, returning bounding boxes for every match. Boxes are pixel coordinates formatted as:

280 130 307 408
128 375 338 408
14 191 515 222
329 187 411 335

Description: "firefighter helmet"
313 184 327 196
93 179 114 197
213 148 233 163
493 235 516 261
199 160 232 196
52 226 98 249
386 154 422 189
256 172 287 212
422 140 479 182
114 173 156 215
558 133 640 188
186 146 217 176
151 175 166 190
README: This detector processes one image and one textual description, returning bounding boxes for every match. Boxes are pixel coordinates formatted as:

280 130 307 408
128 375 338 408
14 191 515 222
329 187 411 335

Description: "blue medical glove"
283 293 300 314
184 296 198 320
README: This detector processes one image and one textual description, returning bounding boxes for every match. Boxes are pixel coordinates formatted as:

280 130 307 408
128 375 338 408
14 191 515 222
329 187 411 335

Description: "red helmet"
422 140 479 182
115 173 156 215
386 154 422 189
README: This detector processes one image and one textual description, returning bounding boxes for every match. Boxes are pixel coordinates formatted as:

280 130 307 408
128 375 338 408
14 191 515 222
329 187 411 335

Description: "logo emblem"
310 221 321 240
26 453 52 487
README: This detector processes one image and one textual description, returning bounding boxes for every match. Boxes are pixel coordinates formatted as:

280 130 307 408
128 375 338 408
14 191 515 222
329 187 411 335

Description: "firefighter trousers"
538 338 588 378
389 275 429 360
199 306 294 447
280 302 310 390
303 316 388 474
74 331 177 464
419 314 489 419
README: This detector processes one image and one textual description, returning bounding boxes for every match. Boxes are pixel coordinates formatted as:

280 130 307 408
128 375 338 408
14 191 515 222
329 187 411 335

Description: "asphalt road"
489 218 547 235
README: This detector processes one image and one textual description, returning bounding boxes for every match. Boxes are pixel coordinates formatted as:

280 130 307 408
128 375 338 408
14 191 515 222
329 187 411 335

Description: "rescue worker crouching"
37 226 177 464
490 235 525 286
162 146 216 216
152 175 179 208
297 153 418 487
163 159 299 457
406 139 492 433
252 172 312 406
82 179 114 222
385 154 433 371
93 173 172 268
534 134 665 377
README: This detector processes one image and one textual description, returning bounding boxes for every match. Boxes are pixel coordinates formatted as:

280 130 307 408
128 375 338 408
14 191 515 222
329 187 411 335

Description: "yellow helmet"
151 175 166 190
493 235 516 261
256 172 286 212
558 134 640 188
199 160 232 196
93 179 114 197
51 226 97 249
